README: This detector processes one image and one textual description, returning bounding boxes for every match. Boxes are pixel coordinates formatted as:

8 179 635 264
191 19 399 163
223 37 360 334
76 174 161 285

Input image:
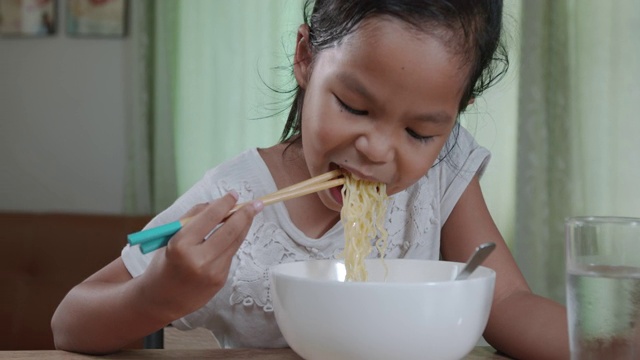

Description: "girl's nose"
354 128 395 164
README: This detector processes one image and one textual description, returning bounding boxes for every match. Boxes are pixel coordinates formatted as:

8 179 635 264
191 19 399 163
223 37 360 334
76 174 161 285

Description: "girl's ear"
294 25 312 90
468 97 475 105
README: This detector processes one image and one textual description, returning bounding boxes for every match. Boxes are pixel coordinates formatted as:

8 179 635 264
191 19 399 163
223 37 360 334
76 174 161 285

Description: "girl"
52 0 570 358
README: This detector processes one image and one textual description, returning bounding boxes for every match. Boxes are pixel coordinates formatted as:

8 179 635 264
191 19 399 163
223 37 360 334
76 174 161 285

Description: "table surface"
0 347 511 359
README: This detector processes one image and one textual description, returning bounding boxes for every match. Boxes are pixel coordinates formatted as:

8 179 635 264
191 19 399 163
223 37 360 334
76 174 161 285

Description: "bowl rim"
270 258 496 286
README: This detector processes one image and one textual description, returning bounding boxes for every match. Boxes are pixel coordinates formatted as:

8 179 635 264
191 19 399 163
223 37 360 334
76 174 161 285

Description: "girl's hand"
139 192 263 320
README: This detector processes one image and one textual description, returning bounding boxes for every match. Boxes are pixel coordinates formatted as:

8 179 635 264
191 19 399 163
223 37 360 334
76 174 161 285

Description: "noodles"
340 174 389 282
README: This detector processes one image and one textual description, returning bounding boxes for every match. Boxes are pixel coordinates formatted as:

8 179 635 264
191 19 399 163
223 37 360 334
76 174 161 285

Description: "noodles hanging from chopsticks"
340 174 389 282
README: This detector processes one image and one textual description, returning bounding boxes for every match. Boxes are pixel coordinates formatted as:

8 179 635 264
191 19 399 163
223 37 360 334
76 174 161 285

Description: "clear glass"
565 216 640 359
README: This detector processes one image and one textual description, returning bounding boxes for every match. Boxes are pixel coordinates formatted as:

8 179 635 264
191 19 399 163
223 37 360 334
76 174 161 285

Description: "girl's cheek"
309 114 339 140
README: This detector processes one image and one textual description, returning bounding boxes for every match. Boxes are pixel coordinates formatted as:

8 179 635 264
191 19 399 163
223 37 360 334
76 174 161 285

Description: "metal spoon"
455 242 496 280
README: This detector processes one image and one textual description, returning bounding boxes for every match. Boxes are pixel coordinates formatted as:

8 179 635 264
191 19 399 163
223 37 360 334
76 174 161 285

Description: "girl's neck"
258 143 340 239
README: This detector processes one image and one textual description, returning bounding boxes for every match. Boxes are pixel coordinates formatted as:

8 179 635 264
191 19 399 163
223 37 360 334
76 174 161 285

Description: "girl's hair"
279 0 509 148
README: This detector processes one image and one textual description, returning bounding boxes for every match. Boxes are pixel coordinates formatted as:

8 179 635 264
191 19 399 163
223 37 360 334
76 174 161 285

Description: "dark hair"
279 0 509 148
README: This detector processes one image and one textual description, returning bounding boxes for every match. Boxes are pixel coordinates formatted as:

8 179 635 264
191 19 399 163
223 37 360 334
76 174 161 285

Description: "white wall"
0 2 129 214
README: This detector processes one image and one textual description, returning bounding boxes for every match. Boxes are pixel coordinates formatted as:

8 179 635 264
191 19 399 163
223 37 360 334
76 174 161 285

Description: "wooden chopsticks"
228 169 344 215
127 170 344 254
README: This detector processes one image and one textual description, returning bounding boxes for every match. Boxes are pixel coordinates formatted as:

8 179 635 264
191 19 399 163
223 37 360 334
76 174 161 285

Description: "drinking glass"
565 216 640 359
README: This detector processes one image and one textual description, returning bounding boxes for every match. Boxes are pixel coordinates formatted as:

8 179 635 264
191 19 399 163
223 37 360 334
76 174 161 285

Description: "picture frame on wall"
66 0 126 38
0 0 57 37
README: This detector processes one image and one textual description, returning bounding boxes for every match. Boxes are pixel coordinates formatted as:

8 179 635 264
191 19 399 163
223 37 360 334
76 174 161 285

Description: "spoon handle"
455 242 496 280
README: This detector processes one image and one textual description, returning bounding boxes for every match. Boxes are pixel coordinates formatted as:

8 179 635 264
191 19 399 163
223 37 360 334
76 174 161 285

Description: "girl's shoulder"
200 148 278 205
204 148 264 176
436 125 491 180
407 125 491 222
201 148 269 185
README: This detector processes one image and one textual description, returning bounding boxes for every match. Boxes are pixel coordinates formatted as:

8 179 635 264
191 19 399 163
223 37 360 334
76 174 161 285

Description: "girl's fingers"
203 200 263 255
177 192 240 245
180 202 209 220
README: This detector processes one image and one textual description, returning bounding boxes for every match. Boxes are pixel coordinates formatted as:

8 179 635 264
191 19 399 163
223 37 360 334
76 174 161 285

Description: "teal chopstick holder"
128 220 182 253
139 235 172 254
127 220 182 245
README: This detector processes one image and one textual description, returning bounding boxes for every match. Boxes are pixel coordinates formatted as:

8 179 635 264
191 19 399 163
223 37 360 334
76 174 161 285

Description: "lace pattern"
230 220 345 311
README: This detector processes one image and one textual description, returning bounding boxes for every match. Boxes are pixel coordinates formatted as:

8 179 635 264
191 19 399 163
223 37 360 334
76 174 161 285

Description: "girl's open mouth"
328 163 346 205
329 185 344 205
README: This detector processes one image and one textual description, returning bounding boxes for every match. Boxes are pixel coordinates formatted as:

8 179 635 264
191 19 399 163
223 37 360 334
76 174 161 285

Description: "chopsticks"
127 170 344 254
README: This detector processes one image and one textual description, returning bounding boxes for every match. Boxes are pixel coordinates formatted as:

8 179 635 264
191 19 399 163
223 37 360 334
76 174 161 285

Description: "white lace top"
121 126 490 348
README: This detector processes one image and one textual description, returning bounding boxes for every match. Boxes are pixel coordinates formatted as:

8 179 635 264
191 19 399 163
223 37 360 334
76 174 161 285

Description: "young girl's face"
295 17 468 212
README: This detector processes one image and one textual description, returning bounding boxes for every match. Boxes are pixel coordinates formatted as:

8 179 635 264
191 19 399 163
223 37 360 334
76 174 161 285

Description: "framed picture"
66 0 126 37
0 0 57 37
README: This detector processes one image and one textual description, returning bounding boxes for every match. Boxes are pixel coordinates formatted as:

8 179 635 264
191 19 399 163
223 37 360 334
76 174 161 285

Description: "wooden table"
0 347 511 359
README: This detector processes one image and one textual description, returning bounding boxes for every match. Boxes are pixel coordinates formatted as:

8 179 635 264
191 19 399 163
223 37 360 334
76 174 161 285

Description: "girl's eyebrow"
336 71 454 126
412 111 455 126
336 72 376 103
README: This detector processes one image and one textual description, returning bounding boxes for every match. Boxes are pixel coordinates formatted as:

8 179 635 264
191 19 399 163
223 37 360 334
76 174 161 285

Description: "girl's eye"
335 96 368 116
406 128 434 143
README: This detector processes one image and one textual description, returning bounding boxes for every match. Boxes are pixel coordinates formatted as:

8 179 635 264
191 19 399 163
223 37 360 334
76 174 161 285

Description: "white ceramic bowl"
270 259 495 360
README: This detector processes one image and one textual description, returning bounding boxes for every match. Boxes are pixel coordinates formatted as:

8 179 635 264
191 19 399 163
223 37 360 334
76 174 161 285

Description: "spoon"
455 242 496 280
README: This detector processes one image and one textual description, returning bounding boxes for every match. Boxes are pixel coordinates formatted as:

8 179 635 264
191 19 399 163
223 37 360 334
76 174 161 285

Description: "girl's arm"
51 257 167 354
51 193 262 354
440 176 570 360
